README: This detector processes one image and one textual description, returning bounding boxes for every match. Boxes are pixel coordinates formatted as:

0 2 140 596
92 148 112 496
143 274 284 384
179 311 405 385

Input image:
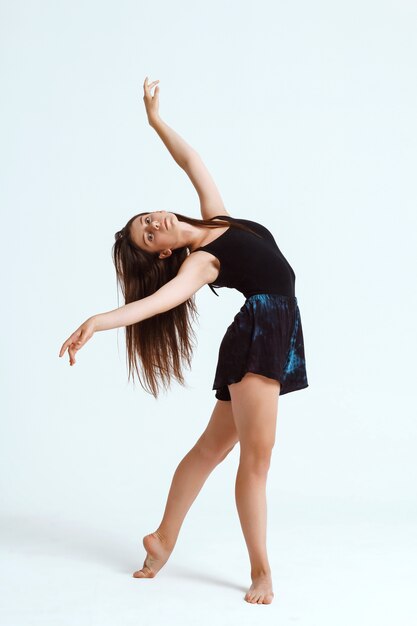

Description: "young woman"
59 77 309 605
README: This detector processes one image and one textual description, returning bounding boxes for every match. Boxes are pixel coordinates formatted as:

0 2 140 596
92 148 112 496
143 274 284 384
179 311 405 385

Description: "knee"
194 436 237 464
218 443 237 463
239 442 274 474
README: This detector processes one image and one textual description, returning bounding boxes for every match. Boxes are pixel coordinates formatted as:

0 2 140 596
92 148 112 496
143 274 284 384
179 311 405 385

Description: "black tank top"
191 215 296 298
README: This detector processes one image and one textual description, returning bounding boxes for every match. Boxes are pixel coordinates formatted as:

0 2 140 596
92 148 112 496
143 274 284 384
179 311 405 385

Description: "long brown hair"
112 212 263 398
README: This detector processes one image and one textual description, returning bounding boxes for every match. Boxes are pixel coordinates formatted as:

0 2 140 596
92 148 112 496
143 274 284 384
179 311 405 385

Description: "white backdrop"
1 0 416 624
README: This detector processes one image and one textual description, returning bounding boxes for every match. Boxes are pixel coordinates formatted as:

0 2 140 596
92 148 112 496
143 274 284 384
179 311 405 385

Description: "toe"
133 565 153 578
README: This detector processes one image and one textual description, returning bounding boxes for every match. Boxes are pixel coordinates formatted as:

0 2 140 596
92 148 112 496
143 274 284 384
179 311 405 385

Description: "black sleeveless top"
191 215 296 298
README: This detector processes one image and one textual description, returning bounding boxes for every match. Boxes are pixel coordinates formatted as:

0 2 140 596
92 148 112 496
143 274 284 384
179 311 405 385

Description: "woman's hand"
59 317 97 366
143 75 160 124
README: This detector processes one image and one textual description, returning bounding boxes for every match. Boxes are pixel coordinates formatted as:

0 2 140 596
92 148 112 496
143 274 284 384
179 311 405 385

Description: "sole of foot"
132 531 173 579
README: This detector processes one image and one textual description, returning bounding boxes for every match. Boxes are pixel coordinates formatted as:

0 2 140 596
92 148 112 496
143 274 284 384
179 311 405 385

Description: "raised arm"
145 88 196 168
143 77 229 221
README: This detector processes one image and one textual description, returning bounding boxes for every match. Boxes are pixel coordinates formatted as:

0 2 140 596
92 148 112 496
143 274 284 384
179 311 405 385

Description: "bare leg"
133 399 238 578
229 372 280 604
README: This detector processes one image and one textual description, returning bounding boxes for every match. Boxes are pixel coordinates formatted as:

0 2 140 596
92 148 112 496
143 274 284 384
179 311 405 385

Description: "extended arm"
59 254 214 366
149 114 197 169
144 77 228 220
93 254 211 331
144 77 196 168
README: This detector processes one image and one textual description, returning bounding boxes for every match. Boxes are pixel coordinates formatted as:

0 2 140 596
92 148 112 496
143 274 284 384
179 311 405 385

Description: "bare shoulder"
178 249 219 284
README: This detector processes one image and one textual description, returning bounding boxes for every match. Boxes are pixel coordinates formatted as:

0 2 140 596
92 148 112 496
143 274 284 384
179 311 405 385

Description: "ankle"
251 566 272 578
154 528 176 551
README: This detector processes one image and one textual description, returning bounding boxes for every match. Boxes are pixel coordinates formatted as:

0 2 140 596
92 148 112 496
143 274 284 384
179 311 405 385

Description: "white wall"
1 1 416 624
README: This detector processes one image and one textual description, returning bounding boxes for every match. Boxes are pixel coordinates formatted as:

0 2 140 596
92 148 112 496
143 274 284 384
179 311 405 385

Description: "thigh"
195 399 239 456
228 372 281 450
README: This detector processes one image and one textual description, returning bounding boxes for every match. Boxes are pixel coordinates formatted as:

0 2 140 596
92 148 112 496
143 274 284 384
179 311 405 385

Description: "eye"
144 215 154 242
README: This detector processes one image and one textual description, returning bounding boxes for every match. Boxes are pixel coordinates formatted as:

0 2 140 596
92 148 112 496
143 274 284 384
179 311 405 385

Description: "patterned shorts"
212 293 309 401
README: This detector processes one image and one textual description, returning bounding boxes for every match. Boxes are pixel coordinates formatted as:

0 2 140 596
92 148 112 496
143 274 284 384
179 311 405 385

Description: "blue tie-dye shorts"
212 293 309 401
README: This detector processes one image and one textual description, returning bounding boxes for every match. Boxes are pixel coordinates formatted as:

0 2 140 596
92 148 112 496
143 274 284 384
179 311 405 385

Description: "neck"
182 223 213 252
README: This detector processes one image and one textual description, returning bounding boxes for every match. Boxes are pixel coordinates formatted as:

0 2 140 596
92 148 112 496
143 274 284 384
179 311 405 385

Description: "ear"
158 248 173 260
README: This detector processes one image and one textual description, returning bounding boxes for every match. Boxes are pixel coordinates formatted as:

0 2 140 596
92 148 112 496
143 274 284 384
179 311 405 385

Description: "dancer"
59 76 309 604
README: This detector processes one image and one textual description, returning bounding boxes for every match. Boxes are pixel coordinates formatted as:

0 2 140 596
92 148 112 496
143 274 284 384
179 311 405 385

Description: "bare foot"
132 531 174 578
244 571 274 604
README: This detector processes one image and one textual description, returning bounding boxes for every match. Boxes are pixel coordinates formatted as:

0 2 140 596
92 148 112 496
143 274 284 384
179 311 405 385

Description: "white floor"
1 499 416 626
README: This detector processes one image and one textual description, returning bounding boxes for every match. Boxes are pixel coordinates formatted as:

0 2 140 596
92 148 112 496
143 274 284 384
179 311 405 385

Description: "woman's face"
130 211 178 256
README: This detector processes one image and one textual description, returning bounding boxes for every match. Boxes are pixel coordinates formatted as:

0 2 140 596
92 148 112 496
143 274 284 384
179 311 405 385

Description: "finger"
71 340 82 354
69 344 77 365
59 339 72 357
143 78 159 93
71 337 84 358
59 332 79 357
